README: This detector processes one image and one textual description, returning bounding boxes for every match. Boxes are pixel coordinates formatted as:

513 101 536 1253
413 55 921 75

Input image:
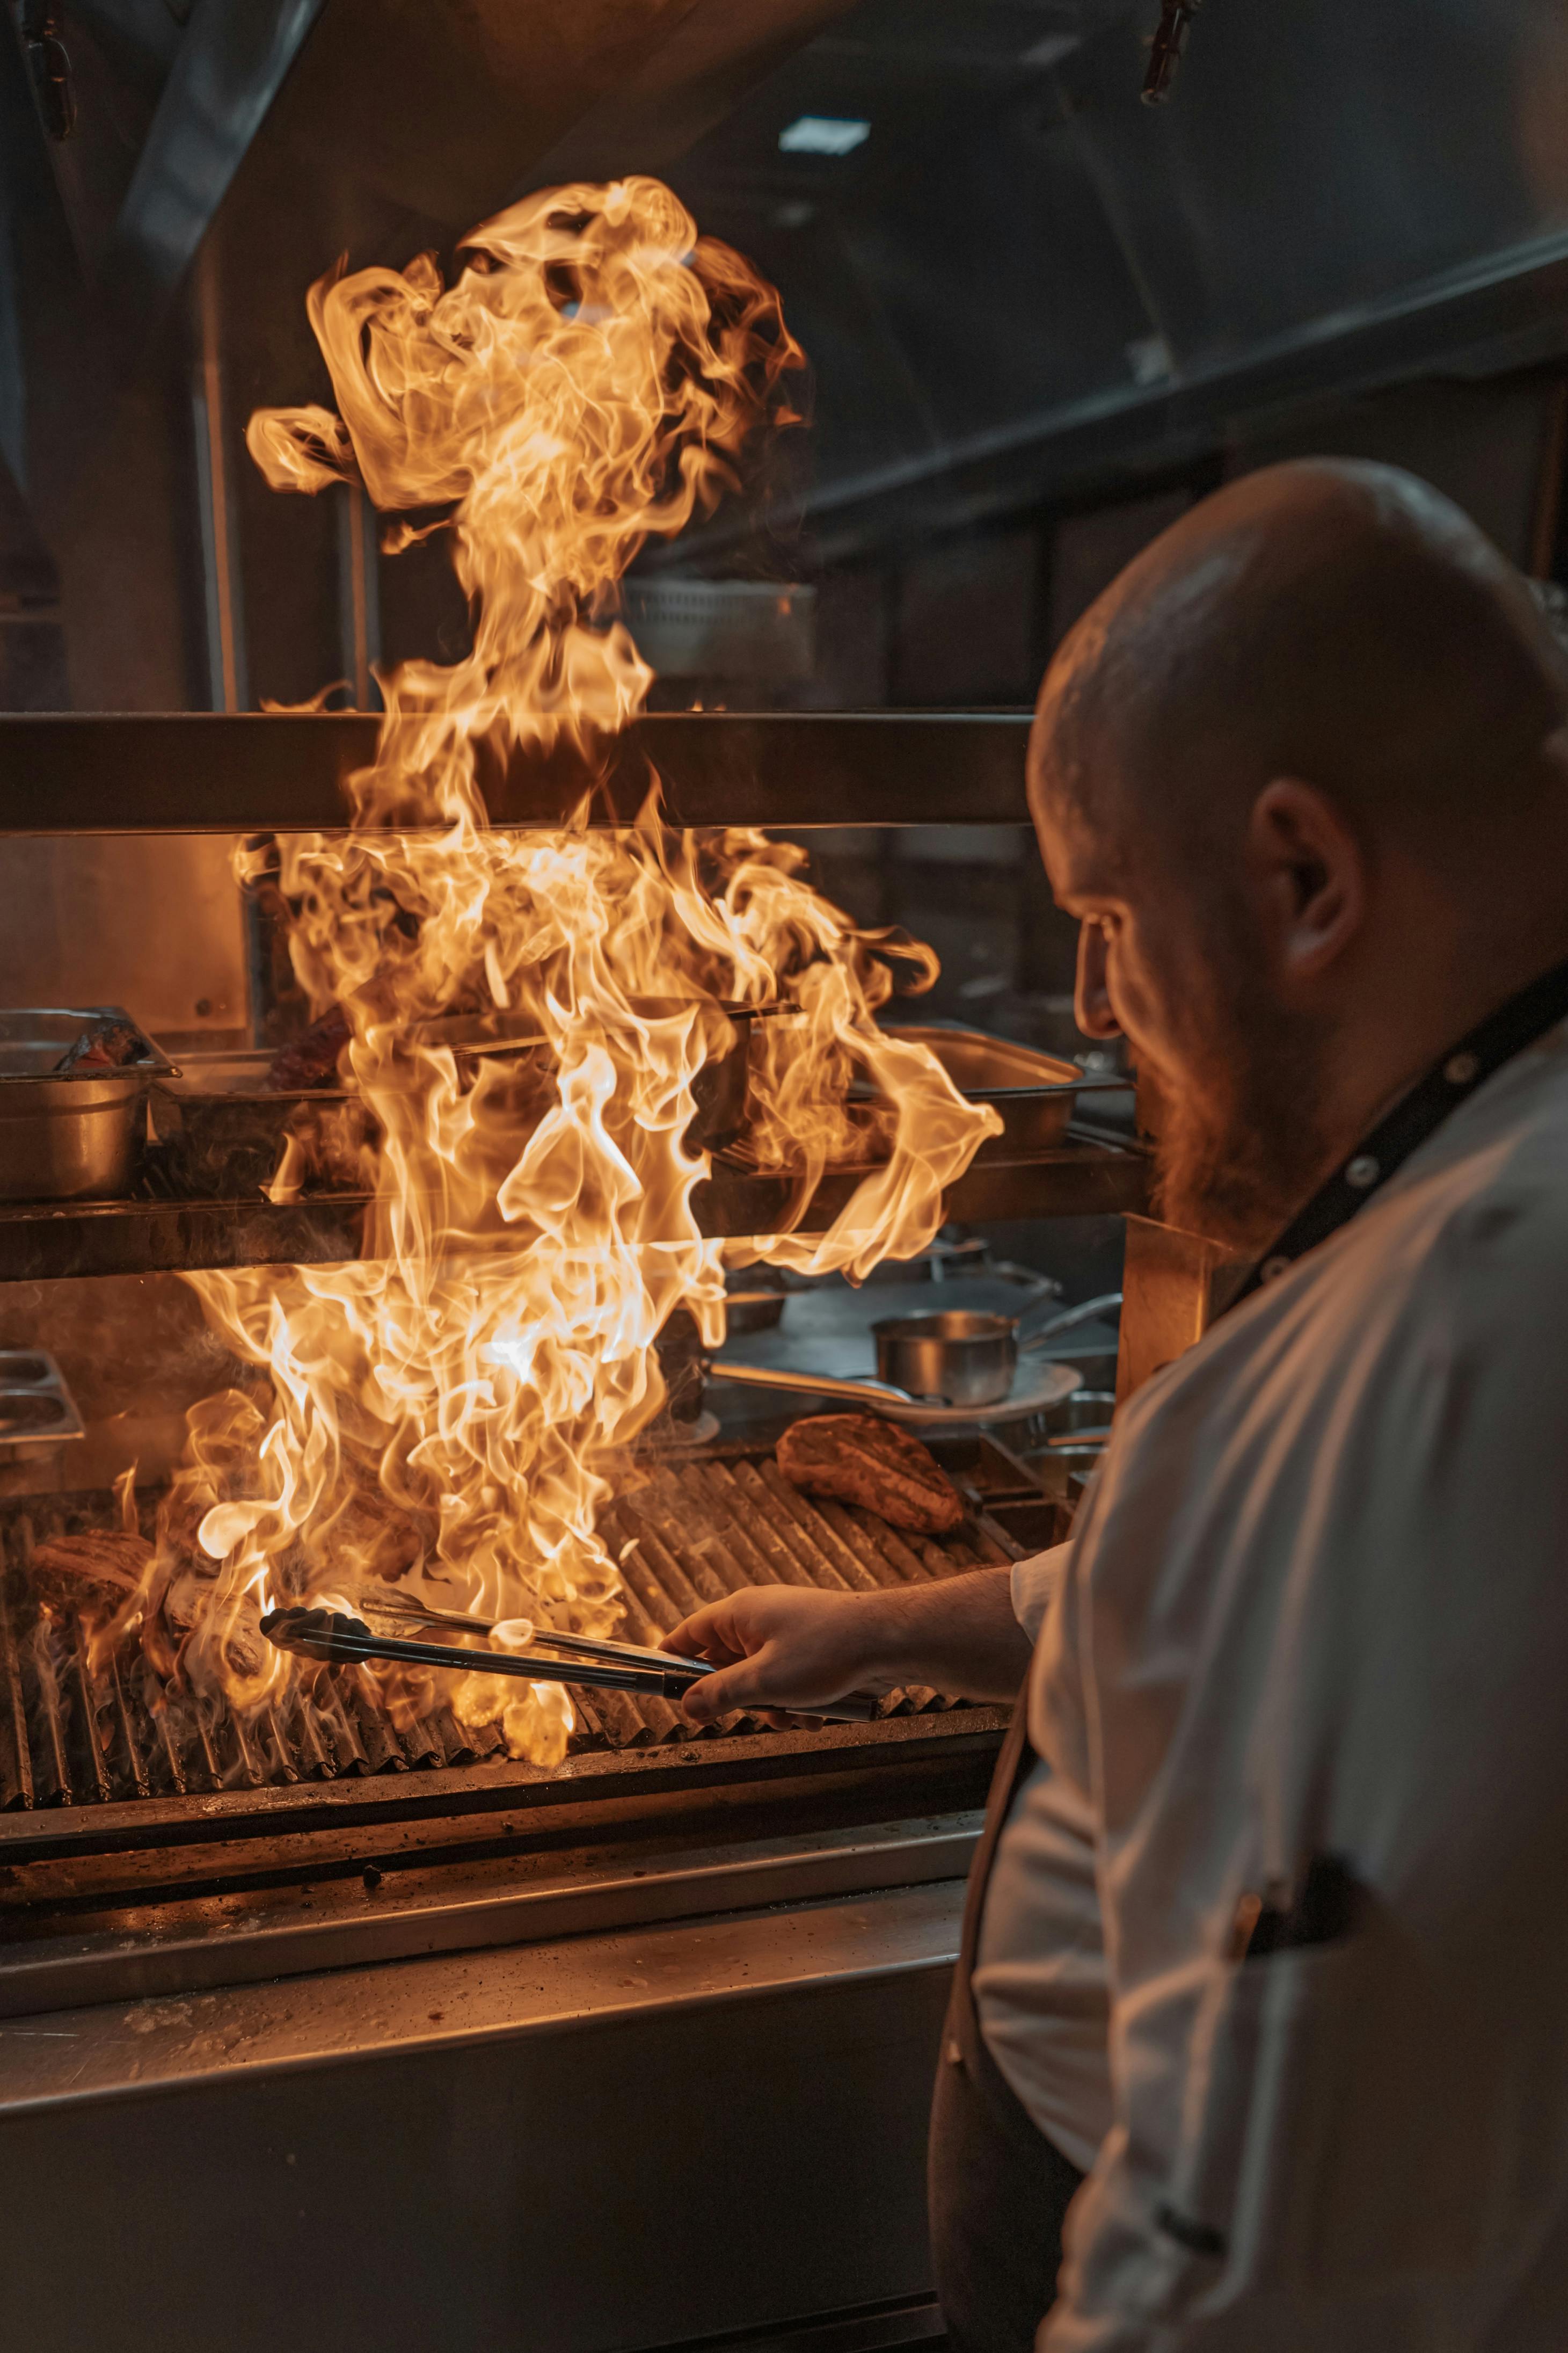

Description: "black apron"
928 954 1568 2349
929 1703 1083 2353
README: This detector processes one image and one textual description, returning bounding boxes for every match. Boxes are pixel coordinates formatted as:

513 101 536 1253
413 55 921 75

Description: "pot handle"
703 1360 928 1408
1018 1290 1123 1351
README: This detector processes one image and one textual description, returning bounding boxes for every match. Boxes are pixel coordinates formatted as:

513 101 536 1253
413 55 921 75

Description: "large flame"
103 180 1000 1765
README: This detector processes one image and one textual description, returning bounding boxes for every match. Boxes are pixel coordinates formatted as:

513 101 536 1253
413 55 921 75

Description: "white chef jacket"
994 1020 1568 2349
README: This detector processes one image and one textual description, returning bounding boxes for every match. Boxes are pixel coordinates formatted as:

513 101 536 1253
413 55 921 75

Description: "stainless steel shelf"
0 710 1033 834
0 1142 1147 1283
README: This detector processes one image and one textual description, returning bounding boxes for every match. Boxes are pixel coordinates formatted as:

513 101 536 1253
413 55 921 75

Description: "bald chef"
665 459 1568 2350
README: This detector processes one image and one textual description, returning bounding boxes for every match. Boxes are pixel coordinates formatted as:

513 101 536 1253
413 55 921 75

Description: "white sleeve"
1040 1181 1568 2351
1010 1542 1073 1644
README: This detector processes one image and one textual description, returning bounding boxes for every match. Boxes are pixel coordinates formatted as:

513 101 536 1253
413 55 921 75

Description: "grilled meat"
305 1484 429 1582
776 1413 965 1536
54 1015 149 1072
29 1530 154 1619
267 1004 352 1091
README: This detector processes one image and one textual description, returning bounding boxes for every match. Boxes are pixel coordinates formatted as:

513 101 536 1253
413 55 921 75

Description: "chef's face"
1031 782 1330 1251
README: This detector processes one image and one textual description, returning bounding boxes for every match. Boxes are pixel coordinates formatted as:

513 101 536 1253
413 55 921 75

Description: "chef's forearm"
860 1564 1032 1702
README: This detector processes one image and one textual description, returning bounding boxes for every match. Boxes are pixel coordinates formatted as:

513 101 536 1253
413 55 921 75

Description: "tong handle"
263 1609 885 1723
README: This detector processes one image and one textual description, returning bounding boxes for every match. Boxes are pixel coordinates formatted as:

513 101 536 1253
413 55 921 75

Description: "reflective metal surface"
0 1007 173 1200
0 1136 1148 1284
0 710 1033 832
106 1 326 311
872 1308 1019 1408
881 1023 1132 1160
1116 1211 1251 1404
0 1808 981 2016
0 1879 965 2353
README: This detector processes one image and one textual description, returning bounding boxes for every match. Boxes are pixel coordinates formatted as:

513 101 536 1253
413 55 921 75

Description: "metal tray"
879 1023 1132 1158
0 1347 85 1454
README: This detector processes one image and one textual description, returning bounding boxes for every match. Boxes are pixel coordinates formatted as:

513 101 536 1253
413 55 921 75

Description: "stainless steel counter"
0 1875 968 2353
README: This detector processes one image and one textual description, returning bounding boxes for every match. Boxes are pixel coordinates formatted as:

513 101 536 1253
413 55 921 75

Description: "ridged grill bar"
0 1455 1019 1810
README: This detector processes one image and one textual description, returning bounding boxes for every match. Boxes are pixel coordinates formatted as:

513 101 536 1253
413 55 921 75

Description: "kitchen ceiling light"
778 115 871 156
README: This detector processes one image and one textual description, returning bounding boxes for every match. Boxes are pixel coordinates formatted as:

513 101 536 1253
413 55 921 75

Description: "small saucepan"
655 1306 932 1429
871 1291 1122 1410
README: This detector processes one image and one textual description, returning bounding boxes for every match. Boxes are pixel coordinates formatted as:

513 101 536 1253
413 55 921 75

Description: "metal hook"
1142 0 1203 106
21 4 76 142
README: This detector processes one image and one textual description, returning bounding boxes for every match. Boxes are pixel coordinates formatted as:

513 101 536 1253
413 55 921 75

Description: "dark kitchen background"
3 0 1568 1052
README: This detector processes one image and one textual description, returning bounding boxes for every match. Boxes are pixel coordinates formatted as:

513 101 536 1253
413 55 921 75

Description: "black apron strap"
930 1694 1084 2353
956 1692 1038 1979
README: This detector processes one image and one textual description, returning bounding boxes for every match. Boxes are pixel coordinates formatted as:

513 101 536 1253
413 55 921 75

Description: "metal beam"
0 708 1034 832
105 0 325 306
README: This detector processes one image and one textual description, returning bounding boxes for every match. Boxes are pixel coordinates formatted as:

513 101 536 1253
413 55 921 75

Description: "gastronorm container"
415 998 794 1155
877 1023 1132 1159
0 1346 86 1456
150 1048 373 1199
0 1008 175 1202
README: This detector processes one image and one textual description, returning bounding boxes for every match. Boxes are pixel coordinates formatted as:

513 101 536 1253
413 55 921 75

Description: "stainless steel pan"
871 1290 1122 1409
0 1007 177 1201
874 1025 1133 1158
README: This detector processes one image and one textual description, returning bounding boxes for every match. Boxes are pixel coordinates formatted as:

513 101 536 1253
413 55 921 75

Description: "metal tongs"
259 1603 879 1721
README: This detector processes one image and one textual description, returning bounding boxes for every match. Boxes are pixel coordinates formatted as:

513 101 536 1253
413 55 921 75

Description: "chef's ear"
1246 776 1366 985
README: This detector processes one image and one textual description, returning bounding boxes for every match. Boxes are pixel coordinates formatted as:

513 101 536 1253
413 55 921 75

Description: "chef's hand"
662 1564 1031 1723
661 1585 891 1726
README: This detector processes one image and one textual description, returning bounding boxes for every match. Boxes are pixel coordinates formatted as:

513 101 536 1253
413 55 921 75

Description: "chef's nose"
1075 919 1121 1040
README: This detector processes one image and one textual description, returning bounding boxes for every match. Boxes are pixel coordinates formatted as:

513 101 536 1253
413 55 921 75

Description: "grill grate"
0 1452 1024 1811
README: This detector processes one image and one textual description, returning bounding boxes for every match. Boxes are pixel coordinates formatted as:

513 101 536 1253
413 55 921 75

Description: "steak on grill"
29 1530 154 1619
267 1004 352 1091
776 1414 964 1536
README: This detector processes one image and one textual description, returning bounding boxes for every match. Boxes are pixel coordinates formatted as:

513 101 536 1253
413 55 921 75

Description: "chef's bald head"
1028 460 1568 866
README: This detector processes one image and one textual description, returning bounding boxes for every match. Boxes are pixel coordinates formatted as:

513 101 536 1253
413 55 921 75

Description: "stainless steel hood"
5 0 1568 710
649 0 1568 555
10 0 861 314
13 1 1568 476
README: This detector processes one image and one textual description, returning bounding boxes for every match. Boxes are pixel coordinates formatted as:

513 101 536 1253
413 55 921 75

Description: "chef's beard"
1149 975 1334 1257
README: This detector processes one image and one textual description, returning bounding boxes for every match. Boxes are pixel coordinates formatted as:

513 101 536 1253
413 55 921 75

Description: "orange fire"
104 180 1000 1764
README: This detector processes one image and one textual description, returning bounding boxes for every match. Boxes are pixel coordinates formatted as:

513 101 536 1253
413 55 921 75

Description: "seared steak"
268 1004 352 1091
776 1413 964 1536
30 1530 154 1619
